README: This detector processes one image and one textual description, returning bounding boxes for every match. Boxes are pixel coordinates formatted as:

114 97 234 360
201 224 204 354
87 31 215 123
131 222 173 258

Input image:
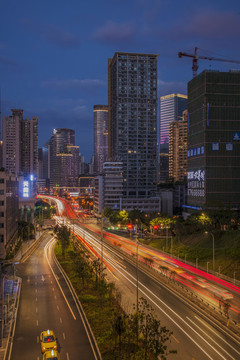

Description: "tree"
54 225 71 258
135 297 176 360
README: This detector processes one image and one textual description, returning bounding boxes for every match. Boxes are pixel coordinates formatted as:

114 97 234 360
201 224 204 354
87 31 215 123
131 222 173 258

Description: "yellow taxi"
40 330 57 353
43 349 60 360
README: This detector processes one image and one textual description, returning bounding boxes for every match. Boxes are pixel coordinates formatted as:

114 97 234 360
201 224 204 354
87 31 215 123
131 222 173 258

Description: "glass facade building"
159 94 187 182
187 70 240 209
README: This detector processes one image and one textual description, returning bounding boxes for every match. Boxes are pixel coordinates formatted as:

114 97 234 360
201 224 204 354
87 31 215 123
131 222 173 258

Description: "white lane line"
66 352 70 360
63 332 66 340
35 297 38 302
194 316 240 355
186 317 230 360
37 336 39 343
36 307 38 313
52 287 55 291
57 305 59 311
60 317 62 324
36 320 39 327
55 295 57 300
35 289 37 293
44 240 76 320
105 258 220 360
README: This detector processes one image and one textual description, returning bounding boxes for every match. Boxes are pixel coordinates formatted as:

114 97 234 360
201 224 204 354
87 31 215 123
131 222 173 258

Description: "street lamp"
136 237 139 312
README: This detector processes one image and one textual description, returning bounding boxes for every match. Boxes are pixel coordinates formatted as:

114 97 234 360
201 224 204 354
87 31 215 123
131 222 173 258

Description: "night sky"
1 0 240 161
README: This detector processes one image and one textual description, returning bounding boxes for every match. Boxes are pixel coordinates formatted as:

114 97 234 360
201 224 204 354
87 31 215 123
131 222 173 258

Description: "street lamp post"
210 232 215 272
205 231 215 272
207 261 210 273
136 237 139 312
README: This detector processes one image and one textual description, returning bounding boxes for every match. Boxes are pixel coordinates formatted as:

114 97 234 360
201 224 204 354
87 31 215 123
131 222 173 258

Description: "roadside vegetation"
54 225 176 359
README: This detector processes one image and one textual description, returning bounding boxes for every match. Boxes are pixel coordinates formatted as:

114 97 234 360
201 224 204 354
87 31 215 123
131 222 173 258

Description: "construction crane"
178 47 240 78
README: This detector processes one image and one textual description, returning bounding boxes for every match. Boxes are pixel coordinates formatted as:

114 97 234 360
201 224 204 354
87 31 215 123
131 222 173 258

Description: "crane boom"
178 47 240 77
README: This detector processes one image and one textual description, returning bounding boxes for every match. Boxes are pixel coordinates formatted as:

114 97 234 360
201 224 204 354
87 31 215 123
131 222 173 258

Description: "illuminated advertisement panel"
187 169 205 198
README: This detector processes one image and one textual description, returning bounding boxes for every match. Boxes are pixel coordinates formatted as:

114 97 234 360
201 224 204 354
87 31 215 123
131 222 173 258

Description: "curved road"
11 232 101 360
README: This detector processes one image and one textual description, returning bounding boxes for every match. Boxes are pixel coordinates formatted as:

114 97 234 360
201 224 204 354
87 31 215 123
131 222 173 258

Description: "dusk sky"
1 0 240 161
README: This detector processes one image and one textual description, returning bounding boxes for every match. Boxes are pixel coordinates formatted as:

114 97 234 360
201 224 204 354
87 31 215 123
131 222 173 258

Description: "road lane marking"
44 240 76 320
66 352 69 360
37 336 39 343
60 317 62 323
194 316 240 355
35 289 37 293
57 305 59 311
186 317 232 359
36 320 39 326
36 307 38 313
36 297 38 302
171 334 180 344
63 332 66 340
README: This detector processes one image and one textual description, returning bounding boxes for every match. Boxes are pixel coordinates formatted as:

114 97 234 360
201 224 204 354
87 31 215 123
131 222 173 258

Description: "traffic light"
153 225 159 230
127 224 133 230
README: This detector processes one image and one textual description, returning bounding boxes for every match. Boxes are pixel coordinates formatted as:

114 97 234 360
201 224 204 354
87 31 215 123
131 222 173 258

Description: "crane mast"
178 47 240 77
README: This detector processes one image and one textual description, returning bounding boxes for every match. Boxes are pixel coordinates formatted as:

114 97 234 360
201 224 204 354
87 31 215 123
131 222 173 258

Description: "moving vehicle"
40 330 57 353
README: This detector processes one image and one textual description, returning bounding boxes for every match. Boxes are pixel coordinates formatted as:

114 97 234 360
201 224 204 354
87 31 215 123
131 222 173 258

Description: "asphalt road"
11 233 101 360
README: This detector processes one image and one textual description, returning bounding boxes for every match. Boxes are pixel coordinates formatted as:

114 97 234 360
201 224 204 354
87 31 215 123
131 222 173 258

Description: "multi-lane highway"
11 232 101 360
34 195 240 359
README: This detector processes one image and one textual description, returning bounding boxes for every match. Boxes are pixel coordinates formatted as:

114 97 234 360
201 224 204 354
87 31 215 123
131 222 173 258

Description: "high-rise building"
48 128 76 188
108 52 160 212
159 94 187 182
169 110 188 182
2 109 38 177
186 70 240 211
93 105 108 175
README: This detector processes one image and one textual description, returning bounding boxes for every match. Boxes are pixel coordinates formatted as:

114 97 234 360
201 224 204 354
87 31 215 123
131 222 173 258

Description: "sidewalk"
0 231 44 360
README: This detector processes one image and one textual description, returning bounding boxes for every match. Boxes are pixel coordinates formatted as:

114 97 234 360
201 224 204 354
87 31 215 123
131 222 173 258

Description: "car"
43 349 60 360
40 330 57 353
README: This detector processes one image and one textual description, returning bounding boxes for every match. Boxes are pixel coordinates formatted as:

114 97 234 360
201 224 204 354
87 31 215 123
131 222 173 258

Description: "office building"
94 105 108 175
186 70 240 210
2 109 38 177
108 52 160 212
160 94 187 182
169 109 188 182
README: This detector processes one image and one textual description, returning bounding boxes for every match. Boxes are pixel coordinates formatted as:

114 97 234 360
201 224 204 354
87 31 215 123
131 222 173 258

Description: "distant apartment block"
94 105 108 175
169 110 188 182
2 109 38 177
160 94 187 182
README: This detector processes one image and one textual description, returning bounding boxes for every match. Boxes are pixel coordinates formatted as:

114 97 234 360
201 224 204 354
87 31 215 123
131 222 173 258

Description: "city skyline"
1 0 240 161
